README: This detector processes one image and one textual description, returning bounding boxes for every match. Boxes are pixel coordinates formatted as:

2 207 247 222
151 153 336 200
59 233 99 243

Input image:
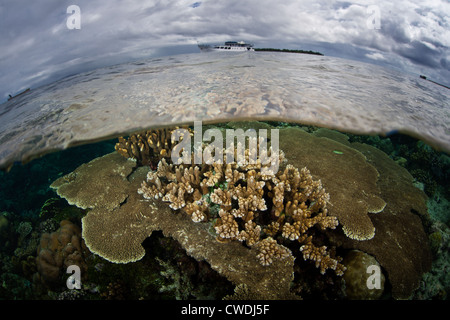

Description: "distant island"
254 48 324 56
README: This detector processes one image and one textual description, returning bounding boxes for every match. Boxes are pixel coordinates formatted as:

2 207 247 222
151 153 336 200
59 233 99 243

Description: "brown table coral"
280 127 386 241
50 125 432 299
137 140 344 276
279 127 432 299
51 153 297 299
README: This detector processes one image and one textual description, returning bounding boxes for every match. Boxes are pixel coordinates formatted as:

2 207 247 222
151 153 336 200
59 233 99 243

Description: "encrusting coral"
137 136 346 275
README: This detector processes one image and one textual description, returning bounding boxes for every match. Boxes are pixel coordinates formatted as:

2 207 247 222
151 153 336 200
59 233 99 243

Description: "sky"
0 0 449 102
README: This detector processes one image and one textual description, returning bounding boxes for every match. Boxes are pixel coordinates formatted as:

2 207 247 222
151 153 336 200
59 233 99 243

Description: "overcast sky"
0 0 449 102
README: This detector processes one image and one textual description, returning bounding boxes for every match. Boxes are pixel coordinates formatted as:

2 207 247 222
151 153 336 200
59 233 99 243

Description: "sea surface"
0 52 448 169
0 52 448 302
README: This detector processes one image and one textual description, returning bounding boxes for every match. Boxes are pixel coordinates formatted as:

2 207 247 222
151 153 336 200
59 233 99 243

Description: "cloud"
190 2 202 8
365 51 387 61
0 0 449 101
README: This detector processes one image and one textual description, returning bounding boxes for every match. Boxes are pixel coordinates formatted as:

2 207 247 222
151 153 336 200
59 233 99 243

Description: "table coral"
287 127 432 299
138 137 345 275
50 152 136 211
280 127 386 241
51 153 297 299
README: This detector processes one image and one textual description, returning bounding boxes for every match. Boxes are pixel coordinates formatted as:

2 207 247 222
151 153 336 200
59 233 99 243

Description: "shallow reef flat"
2 121 447 300
0 52 449 171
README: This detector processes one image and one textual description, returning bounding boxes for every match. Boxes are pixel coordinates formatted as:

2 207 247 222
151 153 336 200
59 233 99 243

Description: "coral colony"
116 121 280 174
130 122 345 274
169 121 280 176
48 122 433 299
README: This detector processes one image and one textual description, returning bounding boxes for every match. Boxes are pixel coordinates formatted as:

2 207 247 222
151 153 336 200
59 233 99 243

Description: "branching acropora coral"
115 128 191 169
138 137 345 275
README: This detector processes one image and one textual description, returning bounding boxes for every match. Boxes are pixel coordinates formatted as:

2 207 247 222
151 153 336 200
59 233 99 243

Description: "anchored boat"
198 41 254 52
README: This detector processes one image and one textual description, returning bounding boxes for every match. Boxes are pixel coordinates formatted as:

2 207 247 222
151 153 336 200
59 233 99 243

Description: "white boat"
198 41 254 52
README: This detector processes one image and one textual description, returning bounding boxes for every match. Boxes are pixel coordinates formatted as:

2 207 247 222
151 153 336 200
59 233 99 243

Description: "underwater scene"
0 121 449 301
0 52 449 304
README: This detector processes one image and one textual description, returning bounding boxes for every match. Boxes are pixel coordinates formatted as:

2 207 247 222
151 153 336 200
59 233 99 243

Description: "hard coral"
296 127 432 299
281 127 386 241
115 128 191 169
35 220 90 288
51 124 434 299
50 152 136 211
138 136 345 275
52 152 297 298
342 250 385 300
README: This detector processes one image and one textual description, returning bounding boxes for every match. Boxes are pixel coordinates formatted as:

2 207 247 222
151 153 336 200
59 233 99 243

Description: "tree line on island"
254 48 324 56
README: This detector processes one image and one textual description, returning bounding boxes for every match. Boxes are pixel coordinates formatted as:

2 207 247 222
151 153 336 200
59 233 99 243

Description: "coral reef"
115 128 191 169
35 220 90 288
342 250 385 300
49 124 434 299
51 152 297 299
13 231 39 261
39 198 63 221
16 221 32 245
83 231 234 300
0 214 8 233
427 190 450 224
0 272 34 299
100 280 129 300
156 257 194 299
137 137 344 275
413 221 450 299
281 127 431 299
